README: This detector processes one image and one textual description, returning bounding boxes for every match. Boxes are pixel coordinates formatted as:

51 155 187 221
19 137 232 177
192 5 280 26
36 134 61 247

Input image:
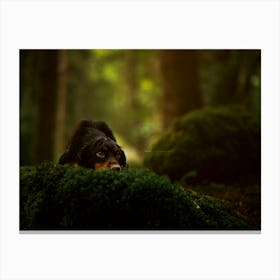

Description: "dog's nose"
111 166 120 171
110 165 120 171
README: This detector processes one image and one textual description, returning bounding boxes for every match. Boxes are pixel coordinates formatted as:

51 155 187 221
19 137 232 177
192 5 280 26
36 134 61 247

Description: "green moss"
144 106 260 183
20 162 249 230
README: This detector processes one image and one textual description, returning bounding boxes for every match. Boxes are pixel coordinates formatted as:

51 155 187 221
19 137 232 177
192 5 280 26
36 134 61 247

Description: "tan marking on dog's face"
72 162 79 167
94 162 110 170
94 162 121 170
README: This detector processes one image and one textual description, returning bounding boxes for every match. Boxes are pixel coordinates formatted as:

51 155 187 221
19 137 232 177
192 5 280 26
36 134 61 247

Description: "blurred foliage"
65 50 163 155
20 162 249 230
144 106 260 183
20 50 261 167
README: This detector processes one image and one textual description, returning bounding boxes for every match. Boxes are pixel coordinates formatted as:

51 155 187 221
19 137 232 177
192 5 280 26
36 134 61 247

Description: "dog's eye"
96 151 106 158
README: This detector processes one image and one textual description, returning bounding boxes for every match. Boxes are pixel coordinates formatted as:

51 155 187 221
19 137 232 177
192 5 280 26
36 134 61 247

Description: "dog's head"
59 120 126 170
77 136 126 170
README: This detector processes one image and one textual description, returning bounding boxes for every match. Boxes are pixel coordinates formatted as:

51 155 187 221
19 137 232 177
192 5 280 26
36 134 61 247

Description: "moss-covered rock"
144 106 260 183
20 162 249 230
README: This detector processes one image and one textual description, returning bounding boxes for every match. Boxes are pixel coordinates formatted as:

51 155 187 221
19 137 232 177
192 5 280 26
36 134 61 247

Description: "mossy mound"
144 106 260 183
20 162 249 230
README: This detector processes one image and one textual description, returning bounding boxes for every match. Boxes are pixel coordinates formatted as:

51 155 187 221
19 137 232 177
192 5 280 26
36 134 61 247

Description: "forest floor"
185 179 261 230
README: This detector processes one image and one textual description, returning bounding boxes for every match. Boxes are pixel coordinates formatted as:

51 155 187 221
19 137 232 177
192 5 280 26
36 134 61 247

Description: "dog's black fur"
59 120 126 170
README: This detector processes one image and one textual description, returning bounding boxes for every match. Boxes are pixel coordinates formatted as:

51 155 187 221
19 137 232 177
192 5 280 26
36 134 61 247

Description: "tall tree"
125 51 143 149
35 50 59 163
160 50 202 127
199 50 261 108
20 50 40 165
54 50 69 160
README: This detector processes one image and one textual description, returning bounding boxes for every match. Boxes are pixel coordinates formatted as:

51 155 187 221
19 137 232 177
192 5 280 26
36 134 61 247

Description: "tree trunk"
160 50 201 127
35 50 59 163
125 51 143 150
54 50 68 160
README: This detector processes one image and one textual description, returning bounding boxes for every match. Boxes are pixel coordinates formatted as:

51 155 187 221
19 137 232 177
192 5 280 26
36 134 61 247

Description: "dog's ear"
59 120 92 165
119 148 126 167
58 152 69 164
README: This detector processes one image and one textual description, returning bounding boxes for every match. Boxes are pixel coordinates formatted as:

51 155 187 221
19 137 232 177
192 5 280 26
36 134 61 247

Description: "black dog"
59 120 126 170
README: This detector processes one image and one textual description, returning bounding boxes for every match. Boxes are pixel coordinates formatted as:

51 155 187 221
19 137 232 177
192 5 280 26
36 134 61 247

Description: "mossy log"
20 162 249 230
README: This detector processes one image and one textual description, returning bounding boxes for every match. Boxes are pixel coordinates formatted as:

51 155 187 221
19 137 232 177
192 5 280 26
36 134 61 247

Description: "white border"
1 1 279 279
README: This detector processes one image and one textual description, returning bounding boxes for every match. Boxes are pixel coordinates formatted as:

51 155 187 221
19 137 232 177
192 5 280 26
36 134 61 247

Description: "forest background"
20 49 260 167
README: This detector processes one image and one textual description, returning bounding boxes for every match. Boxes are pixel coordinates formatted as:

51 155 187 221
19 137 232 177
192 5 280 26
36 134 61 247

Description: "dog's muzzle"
110 164 121 171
